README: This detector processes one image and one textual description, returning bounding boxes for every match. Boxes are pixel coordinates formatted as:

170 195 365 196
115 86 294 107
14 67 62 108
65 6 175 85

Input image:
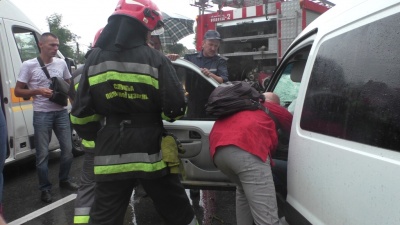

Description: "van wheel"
71 129 84 157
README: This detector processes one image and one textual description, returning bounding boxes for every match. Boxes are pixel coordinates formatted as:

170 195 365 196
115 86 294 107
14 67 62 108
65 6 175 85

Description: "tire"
71 129 84 157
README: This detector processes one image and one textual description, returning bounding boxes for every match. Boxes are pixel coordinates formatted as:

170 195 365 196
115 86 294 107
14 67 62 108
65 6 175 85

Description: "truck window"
12 27 40 62
300 12 400 152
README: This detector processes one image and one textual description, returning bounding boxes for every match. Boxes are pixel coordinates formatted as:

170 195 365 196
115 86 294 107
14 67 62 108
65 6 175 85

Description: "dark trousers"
89 174 195 225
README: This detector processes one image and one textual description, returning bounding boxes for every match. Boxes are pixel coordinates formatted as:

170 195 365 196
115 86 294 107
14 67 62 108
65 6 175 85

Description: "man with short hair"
184 30 229 118
14 32 79 203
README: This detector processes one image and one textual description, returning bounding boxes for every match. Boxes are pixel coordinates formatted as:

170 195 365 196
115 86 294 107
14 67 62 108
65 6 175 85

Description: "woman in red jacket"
209 92 292 225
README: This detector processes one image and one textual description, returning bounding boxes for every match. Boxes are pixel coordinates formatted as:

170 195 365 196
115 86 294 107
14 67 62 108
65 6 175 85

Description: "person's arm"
159 57 186 122
200 68 223 84
14 81 53 99
70 55 102 141
165 54 180 61
266 102 293 134
216 58 229 83
14 62 53 99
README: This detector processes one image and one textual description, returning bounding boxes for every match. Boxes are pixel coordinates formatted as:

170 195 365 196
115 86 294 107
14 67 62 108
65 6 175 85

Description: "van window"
274 63 300 108
12 27 40 62
272 46 310 110
300 12 400 152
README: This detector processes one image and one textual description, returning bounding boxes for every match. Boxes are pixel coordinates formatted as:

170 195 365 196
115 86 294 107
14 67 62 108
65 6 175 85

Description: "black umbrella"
158 12 195 45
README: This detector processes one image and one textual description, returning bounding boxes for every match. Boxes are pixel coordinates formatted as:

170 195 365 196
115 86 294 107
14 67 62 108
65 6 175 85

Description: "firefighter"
70 28 102 225
70 0 197 224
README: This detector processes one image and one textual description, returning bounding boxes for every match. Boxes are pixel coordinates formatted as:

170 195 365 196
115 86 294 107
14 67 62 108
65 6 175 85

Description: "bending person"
209 92 292 225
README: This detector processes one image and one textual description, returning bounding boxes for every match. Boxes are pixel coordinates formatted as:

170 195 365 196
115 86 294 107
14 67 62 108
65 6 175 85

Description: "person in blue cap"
184 30 229 118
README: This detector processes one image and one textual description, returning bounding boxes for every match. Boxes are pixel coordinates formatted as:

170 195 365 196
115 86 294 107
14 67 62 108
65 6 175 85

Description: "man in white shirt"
14 32 78 203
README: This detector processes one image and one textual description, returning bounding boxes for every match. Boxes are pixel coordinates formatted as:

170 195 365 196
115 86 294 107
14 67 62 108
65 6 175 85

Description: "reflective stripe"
81 139 95 148
162 112 183 122
94 160 167 175
70 114 102 125
95 152 162 165
74 207 91 216
88 61 159 79
74 206 91 224
73 215 90 224
88 71 159 89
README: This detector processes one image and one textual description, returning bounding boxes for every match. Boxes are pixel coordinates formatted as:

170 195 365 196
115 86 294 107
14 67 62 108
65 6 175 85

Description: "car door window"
173 63 218 120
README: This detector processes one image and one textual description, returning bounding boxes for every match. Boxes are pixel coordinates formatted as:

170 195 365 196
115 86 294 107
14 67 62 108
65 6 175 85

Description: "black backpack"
205 81 267 117
206 80 290 159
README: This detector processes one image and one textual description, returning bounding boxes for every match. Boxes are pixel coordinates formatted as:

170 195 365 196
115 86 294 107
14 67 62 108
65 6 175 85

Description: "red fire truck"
192 0 333 90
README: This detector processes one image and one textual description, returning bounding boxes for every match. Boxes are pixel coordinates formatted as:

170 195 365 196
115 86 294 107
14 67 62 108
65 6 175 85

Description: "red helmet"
92 28 103 47
111 0 164 32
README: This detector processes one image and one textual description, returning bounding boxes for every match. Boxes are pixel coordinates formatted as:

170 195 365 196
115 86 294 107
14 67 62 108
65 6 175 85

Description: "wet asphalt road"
2 151 237 225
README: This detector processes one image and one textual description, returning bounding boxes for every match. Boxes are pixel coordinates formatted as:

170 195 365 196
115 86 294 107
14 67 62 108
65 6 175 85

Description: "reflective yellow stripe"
70 114 102 125
73 215 90 224
162 112 183 122
88 71 159 89
81 139 95 148
94 161 167 175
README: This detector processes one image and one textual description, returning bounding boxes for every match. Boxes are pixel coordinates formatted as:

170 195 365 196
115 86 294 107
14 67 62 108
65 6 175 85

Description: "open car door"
166 59 234 189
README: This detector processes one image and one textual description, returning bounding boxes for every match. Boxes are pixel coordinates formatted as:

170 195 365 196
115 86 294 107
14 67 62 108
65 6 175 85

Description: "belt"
105 113 162 127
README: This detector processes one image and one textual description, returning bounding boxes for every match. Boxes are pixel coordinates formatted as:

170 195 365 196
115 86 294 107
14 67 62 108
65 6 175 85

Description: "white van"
165 0 400 224
265 0 400 224
0 0 80 164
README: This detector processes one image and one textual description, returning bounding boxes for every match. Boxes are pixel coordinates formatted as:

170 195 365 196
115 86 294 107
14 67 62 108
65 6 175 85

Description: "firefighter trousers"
74 151 95 224
89 174 196 225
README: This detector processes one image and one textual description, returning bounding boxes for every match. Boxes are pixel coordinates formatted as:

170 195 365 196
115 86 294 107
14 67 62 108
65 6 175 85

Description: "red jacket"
209 101 293 162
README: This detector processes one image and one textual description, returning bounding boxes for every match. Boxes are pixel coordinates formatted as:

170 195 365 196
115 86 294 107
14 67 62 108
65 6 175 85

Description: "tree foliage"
46 13 77 59
164 43 186 55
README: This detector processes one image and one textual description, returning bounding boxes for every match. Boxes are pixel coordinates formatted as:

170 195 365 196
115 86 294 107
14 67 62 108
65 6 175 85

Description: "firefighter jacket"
70 47 187 182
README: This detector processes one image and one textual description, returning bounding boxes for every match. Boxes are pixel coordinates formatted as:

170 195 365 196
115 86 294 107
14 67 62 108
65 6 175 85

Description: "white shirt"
18 57 72 112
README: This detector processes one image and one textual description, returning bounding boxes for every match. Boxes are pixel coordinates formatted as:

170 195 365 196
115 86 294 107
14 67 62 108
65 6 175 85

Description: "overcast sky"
11 0 346 52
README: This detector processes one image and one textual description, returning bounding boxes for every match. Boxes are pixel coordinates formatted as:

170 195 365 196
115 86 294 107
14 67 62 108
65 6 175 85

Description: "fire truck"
191 0 333 91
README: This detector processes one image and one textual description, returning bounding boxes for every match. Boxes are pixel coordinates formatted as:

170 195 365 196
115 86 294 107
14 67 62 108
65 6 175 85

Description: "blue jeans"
0 107 7 203
33 110 73 191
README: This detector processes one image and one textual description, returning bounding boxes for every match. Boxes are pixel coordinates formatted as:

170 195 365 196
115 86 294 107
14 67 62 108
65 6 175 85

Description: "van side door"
2 18 40 161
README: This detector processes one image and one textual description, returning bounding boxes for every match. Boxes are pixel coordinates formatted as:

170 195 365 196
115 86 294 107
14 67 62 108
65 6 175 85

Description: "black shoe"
59 181 79 191
41 190 52 203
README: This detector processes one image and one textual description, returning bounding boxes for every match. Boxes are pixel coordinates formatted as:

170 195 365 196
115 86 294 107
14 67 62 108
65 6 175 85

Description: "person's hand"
201 68 212 77
166 54 180 61
38 88 53 98
200 68 223 84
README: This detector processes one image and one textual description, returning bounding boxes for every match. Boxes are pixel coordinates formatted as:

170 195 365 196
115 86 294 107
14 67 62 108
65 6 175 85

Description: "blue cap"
203 30 221 40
